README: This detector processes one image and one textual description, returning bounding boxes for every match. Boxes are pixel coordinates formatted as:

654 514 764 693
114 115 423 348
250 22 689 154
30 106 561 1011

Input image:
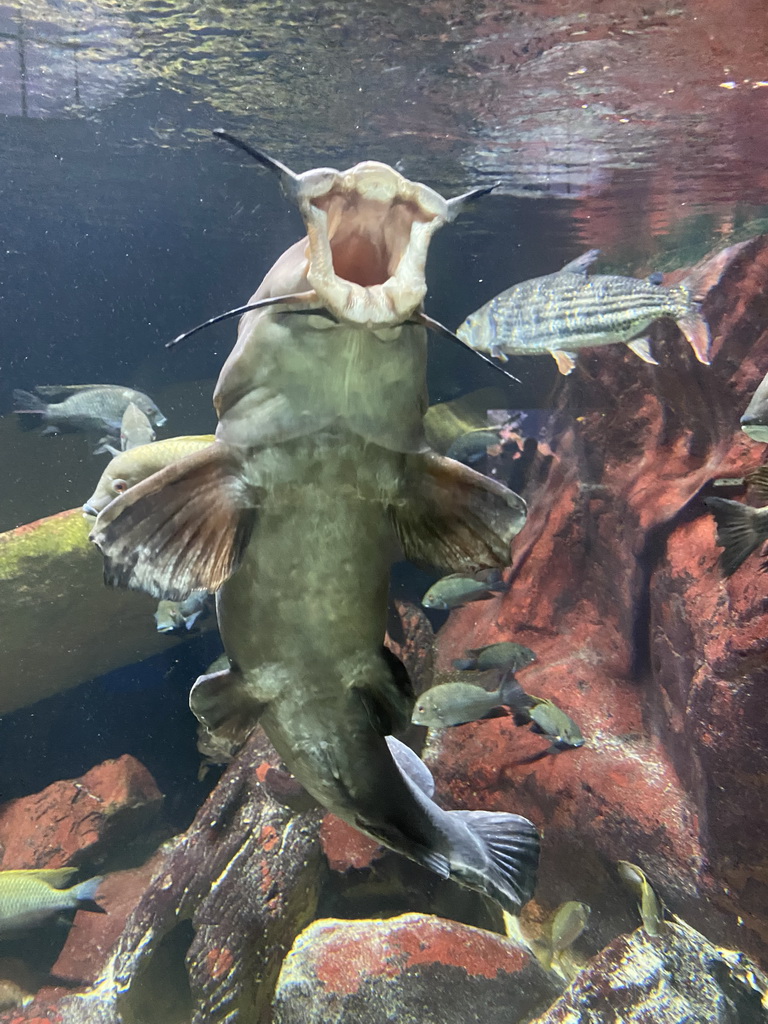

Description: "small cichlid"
154 591 210 633
412 670 520 728
453 641 536 672
617 860 665 936
83 435 216 517
422 568 509 610
741 369 768 443
0 868 103 934
94 402 157 456
704 494 768 576
14 384 166 436
457 249 711 376
505 677 585 750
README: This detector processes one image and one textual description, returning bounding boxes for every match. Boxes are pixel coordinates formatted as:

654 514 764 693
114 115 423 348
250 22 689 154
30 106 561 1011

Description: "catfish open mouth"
297 161 450 328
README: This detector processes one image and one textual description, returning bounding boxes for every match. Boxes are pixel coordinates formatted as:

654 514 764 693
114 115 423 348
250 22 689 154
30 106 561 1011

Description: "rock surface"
528 920 768 1023
0 732 323 1024
0 755 164 870
428 235 768 961
272 912 561 1024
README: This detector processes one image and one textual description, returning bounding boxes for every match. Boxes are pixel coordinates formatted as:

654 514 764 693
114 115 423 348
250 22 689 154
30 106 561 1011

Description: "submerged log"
6 732 323 1024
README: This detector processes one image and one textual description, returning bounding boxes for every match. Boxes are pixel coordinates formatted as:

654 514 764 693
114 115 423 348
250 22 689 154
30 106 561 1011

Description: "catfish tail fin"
449 809 540 912
704 496 768 576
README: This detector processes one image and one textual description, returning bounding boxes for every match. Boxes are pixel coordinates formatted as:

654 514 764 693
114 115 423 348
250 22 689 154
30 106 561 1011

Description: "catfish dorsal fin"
90 443 257 600
559 249 601 275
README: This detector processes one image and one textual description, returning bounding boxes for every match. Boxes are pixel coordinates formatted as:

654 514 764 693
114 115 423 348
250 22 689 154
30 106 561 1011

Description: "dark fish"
0 869 103 934
741 370 768 442
457 249 710 375
14 385 166 436
704 495 768 575
445 428 504 465
412 671 521 728
422 568 510 610
90 142 538 915
453 641 536 672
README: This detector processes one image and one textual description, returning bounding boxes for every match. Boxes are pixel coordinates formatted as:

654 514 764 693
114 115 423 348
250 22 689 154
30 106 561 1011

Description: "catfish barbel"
90 137 539 914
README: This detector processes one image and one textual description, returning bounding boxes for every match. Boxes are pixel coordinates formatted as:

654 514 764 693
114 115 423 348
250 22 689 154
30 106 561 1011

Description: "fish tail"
70 876 107 913
13 388 48 428
671 286 711 364
704 496 768 576
499 671 532 714
449 809 540 912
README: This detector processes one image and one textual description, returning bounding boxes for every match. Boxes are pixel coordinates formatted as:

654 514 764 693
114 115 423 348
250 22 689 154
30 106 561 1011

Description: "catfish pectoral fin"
189 667 264 747
90 443 257 600
392 452 527 573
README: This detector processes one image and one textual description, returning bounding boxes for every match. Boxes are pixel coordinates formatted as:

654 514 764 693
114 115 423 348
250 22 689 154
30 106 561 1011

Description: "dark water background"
1 0 767 867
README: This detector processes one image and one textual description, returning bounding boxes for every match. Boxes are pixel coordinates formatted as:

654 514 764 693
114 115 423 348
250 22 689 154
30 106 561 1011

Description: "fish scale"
457 249 709 373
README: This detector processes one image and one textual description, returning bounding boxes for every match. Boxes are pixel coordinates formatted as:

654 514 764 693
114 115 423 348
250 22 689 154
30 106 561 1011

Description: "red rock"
272 913 561 1023
430 236 768 961
320 815 385 872
0 755 163 870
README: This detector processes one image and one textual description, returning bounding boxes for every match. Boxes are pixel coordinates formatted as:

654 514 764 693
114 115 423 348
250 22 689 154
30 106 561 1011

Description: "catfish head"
214 130 494 330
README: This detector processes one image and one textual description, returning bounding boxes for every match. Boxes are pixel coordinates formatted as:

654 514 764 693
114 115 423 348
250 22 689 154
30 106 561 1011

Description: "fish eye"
112 479 128 493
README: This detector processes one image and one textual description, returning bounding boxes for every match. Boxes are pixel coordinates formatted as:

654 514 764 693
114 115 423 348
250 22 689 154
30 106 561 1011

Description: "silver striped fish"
456 249 709 375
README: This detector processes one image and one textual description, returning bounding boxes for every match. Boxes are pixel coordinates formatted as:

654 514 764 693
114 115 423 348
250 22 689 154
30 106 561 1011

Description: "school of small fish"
7 131 763 1000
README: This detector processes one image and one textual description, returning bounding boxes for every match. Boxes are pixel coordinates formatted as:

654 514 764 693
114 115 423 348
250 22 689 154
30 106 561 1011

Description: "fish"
504 678 585 750
0 868 103 934
445 428 504 465
89 138 538 915
421 568 508 610
13 385 166 436
456 249 712 375
411 670 522 728
536 900 591 979
453 641 536 672
617 860 665 936
741 369 768 442
154 591 210 633
94 402 157 455
82 435 216 518
704 495 768 576
423 388 509 455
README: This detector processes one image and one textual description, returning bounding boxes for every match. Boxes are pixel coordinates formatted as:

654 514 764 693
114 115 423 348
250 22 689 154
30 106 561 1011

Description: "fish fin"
551 351 577 375
393 452 527 572
746 466 768 505
626 337 659 365
33 385 104 395
2 867 79 887
676 301 711 364
358 819 451 879
682 238 754 302
704 496 767 575
558 249 601 275
189 667 264 747
450 809 540 910
13 389 48 426
355 648 415 735
90 443 257 600
452 657 477 670
182 609 204 631
71 876 106 911
386 736 436 798
499 672 535 714
93 442 121 456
